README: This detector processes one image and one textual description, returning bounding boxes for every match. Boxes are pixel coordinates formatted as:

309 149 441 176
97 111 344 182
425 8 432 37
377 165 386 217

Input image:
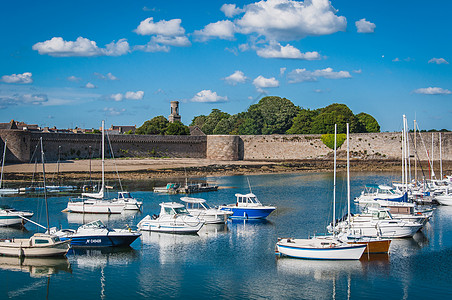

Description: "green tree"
286 109 318 134
201 109 230 135
321 133 346 149
357 112 380 133
166 122 190 135
190 115 207 128
213 118 233 134
255 96 301 134
310 103 364 134
136 116 169 135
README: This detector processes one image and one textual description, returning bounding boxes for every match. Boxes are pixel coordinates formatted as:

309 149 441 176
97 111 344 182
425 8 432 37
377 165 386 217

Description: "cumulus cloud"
256 41 321 59
221 4 245 18
134 17 185 36
280 67 287 76
191 90 228 102
104 107 126 116
125 91 144 100
413 87 451 95
85 82 96 89
151 35 191 47
428 57 449 64
253 76 279 89
0 93 48 108
110 91 144 101
355 18 376 33
32 37 130 57
224 70 247 85
134 43 170 53
236 0 347 41
287 67 352 83
194 20 236 41
1 72 33 84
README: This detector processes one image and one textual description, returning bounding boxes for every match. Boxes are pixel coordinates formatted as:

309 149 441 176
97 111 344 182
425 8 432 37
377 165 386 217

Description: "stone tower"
168 101 181 123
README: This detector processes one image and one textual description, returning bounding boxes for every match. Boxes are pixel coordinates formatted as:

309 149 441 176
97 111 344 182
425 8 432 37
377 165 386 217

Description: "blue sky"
0 0 450 131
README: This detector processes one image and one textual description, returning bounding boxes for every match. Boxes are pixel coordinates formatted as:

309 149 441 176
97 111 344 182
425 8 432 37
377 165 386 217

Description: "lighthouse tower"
168 101 181 123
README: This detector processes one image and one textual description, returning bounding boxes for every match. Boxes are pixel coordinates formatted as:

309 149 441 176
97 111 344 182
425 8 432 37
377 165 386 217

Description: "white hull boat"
0 206 34 227
0 233 70 257
435 194 452 206
137 202 204 234
181 197 232 224
276 237 366 260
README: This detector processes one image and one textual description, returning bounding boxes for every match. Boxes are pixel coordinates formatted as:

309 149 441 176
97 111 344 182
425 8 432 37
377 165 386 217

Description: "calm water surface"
0 172 451 299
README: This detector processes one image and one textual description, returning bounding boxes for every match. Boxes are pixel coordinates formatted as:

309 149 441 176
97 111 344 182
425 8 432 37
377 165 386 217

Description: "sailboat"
0 138 71 257
0 139 19 195
275 124 367 260
65 121 143 214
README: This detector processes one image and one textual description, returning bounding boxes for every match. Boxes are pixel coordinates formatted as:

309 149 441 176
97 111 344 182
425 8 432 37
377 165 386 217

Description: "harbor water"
0 172 451 299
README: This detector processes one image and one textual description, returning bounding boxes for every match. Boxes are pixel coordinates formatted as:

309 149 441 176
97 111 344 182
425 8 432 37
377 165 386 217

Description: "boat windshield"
174 207 189 214
119 192 131 199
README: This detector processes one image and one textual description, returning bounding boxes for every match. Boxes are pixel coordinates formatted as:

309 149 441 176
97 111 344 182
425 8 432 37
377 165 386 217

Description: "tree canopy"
137 116 189 135
356 112 380 133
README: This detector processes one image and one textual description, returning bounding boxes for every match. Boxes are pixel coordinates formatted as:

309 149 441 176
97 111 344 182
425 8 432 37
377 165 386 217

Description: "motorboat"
0 205 34 227
51 220 141 247
355 184 408 205
180 197 233 224
137 202 204 234
435 193 452 205
0 233 70 257
218 193 276 219
65 121 142 214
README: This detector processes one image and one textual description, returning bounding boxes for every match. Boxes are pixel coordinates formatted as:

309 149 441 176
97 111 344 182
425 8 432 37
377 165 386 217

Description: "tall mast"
431 132 434 179
101 120 105 198
439 132 443 179
346 123 351 229
414 120 417 184
40 137 50 232
333 124 337 236
0 138 6 189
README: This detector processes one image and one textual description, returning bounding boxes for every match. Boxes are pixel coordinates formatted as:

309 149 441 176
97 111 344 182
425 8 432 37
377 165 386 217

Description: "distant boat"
180 197 232 224
51 220 141 248
65 121 142 214
153 181 218 194
137 202 204 234
218 193 276 219
0 205 34 227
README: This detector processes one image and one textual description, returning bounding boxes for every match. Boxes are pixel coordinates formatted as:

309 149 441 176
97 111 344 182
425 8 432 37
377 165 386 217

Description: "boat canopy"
180 197 206 204
235 193 262 205
79 220 107 230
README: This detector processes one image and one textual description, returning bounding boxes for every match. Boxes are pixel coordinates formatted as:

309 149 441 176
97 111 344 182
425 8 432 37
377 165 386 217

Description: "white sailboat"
0 138 70 257
276 124 367 260
0 139 18 195
65 121 142 214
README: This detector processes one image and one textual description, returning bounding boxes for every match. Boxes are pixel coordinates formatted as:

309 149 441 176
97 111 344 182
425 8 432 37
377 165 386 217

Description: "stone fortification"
1 130 450 163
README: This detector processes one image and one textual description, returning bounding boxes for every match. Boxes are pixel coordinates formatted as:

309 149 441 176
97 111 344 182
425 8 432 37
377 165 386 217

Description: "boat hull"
219 206 275 219
435 195 452 206
347 239 391 254
276 240 366 260
138 222 203 234
0 240 70 257
66 201 124 214
0 212 34 227
62 234 140 247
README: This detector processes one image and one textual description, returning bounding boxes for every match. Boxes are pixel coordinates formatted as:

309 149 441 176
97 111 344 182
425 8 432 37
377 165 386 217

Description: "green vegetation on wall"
321 133 346 150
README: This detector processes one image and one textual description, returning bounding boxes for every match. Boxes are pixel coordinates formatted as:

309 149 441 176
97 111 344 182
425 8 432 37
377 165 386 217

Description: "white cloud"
393 57 400 62
32 37 130 57
0 93 48 108
288 67 352 83
194 20 236 41
106 73 118 80
413 87 451 95
236 0 347 41
355 18 376 33
428 57 449 64
125 91 144 100
221 4 245 18
134 17 185 36
67 75 82 82
353 69 362 74
110 93 124 101
104 107 126 116
151 35 191 47
224 70 247 85
1 72 33 84
191 90 228 102
253 76 279 90
256 41 321 59
134 42 170 53
85 82 96 89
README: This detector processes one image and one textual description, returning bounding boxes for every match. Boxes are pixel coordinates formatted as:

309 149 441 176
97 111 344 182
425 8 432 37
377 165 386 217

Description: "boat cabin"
159 202 190 216
30 234 63 246
180 197 211 211
234 193 262 206
118 192 132 199
369 208 393 220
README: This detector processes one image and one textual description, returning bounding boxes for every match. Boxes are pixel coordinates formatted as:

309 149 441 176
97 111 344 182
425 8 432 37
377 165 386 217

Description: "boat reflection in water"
0 256 71 278
71 247 139 269
65 210 141 225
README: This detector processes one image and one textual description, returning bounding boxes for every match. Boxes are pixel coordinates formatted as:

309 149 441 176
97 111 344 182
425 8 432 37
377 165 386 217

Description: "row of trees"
133 96 380 136
190 96 380 135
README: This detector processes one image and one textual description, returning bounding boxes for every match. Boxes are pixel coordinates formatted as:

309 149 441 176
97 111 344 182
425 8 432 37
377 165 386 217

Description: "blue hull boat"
61 234 140 247
219 193 276 220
